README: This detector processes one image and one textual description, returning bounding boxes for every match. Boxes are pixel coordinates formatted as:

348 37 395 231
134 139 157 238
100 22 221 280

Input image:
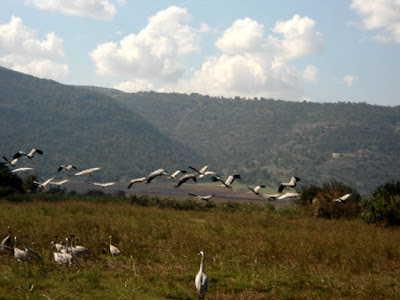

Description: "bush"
0 165 25 197
297 184 322 206
310 182 362 219
361 182 400 226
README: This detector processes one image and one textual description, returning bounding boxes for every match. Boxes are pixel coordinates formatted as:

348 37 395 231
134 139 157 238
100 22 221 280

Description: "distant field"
57 181 291 205
1 197 400 299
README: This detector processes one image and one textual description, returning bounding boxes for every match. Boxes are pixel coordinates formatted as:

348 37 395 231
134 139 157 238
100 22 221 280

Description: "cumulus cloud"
177 14 323 100
114 79 155 92
350 0 400 43
0 16 69 79
25 0 117 21
94 8 322 100
90 6 199 84
343 74 359 87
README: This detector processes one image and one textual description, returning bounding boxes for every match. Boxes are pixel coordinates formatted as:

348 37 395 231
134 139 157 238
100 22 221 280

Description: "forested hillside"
0 67 203 181
110 91 400 194
1 66 399 194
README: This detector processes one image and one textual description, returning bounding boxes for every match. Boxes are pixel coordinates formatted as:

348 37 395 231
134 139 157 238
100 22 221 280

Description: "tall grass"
1 197 400 299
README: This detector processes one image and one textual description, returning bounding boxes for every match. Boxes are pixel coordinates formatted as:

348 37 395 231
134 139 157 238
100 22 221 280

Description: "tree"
0 164 24 197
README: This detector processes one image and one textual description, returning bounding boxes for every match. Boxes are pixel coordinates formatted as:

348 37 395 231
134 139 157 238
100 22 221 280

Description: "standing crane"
195 251 209 299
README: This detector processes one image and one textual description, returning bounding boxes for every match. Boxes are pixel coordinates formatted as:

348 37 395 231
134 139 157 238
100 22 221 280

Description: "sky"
0 1 399 106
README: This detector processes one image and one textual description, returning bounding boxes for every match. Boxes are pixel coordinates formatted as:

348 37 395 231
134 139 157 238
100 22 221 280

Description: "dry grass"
1 198 400 299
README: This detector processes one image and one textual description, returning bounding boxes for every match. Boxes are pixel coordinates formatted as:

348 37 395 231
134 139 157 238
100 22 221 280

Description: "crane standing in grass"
109 236 121 258
195 251 209 299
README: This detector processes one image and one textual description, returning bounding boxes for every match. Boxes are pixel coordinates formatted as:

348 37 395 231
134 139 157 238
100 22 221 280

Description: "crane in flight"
247 185 266 195
278 176 300 193
188 193 216 201
212 174 241 190
127 177 146 189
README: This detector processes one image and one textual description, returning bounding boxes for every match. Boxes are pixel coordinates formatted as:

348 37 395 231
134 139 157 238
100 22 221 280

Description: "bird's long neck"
199 255 204 272
13 237 17 250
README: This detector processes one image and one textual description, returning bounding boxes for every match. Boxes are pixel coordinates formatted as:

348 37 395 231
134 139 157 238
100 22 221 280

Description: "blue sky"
0 1 399 106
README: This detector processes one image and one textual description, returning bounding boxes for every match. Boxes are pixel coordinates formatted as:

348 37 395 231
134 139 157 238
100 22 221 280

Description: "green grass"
1 197 400 299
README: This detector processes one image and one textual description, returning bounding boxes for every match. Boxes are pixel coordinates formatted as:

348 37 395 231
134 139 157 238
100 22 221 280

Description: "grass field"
1 196 400 299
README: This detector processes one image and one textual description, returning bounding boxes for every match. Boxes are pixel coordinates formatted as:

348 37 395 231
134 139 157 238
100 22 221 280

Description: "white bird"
70 235 90 256
3 156 21 167
188 193 216 201
1 226 12 246
74 167 102 176
127 177 146 189
13 236 29 262
34 177 55 188
189 165 208 175
169 169 187 179
0 244 12 255
198 171 218 180
333 193 351 203
1 226 12 255
109 236 121 257
11 167 34 173
51 241 73 266
176 173 197 188
212 174 241 190
262 193 281 201
91 182 117 189
49 179 69 186
195 251 209 299
57 164 76 172
146 168 169 184
278 176 300 193
13 236 38 262
13 148 43 159
52 235 64 252
277 192 300 200
248 185 266 195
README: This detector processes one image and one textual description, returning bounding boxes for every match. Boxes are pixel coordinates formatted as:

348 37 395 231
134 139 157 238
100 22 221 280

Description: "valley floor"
1 199 400 299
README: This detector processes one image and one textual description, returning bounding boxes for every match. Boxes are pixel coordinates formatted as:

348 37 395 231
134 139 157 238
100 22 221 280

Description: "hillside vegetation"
1 66 399 194
0 67 203 182
112 91 400 194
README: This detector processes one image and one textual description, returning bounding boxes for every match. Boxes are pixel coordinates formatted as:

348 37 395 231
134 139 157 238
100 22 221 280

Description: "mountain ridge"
1 67 399 194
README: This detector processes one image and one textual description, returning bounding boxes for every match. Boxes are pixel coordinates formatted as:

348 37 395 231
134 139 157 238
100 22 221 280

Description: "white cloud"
350 0 400 43
176 15 322 100
25 0 117 21
303 65 318 82
273 15 323 59
215 18 264 54
91 6 199 84
0 16 69 80
114 79 155 92
101 10 322 100
343 74 359 87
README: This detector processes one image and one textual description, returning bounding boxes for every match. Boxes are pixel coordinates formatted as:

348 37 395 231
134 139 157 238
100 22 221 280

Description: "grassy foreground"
1 198 400 299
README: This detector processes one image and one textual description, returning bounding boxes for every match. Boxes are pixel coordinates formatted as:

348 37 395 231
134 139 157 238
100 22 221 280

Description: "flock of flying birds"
2 148 355 298
3 148 302 202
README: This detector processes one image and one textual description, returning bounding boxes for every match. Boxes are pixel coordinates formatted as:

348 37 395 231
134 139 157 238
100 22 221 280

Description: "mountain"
0 67 203 182
1 66 399 195
107 91 400 195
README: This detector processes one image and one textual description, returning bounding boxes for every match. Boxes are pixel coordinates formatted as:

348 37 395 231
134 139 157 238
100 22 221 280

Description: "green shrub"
310 182 362 219
361 181 400 226
297 184 322 206
0 165 24 196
